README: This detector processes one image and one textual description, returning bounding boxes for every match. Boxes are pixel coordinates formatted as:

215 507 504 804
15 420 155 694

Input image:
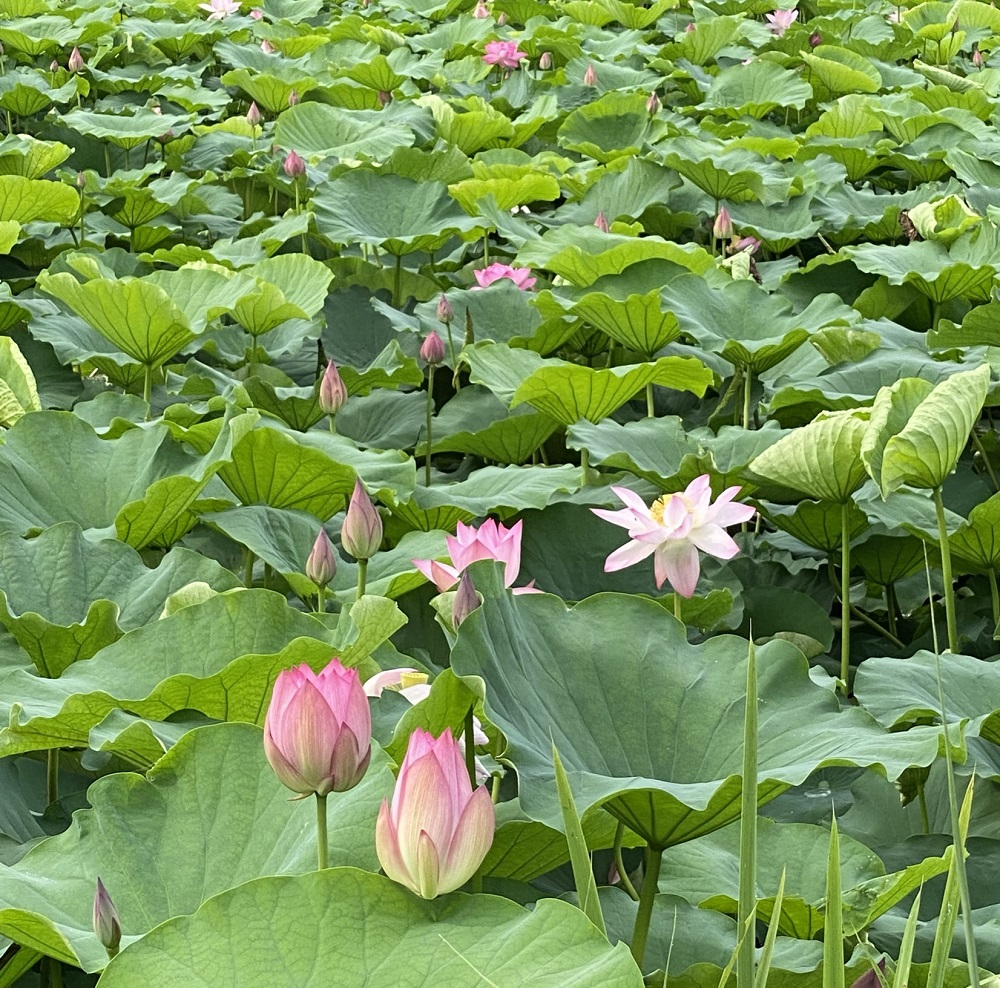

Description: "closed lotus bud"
261 38 275 53
318 359 347 414
283 148 306 178
68 47 85 72
713 205 733 239
436 293 454 324
420 329 446 365
246 101 262 126
496 11 506 24
472 0 490 15
306 528 337 587
288 88 300 106
378 90 392 106
453 570 480 628
151 104 162 115
646 91 660 115
973 48 984 67
250 6 263 16
594 210 609 233
49 59 59 72
76 171 86 189
341 478 383 561
538 50 552 69
583 63 598 86
376 728 495 898
362 0 370 7
264 658 372 797
0 43 6 56
809 31 822 47
93 878 122 958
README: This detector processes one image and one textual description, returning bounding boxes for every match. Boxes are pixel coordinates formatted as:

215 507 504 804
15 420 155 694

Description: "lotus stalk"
630 844 663 969
933 486 959 653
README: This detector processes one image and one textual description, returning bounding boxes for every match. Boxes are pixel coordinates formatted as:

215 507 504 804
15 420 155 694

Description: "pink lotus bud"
809 31 822 47
376 728 495 897
263 658 372 797
594 210 609 233
583 63 598 86
685 21 695 32
283 148 306 178
378 90 392 106
151 105 162 115
250 6 263 16
93 878 122 957
288 88 299 106
341 478 383 561
261 38 275 53
472 0 490 15
973 48 984 67
318 358 347 414
306 528 336 587
68 47 85 72
246 101 262 126
76 171 86 189
713 205 733 239
0 43 6 56
496 11 506 24
420 329 446 365
436 293 454 324
158 130 174 143
538 51 552 69
453 569 480 627
646 91 660 115
362 0 370 7
849 959 886 988
49 59 59 72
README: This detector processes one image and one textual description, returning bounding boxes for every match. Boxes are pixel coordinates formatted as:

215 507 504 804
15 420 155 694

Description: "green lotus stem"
849 604 903 649
425 364 435 486
491 773 502 803
393 254 402 308
315 793 328 871
483 232 490 267
971 430 999 492
46 748 58 806
932 486 959 653
356 557 368 600
613 821 639 901
464 706 477 790
990 571 1000 635
673 593 682 623
41 958 62 988
328 414 336 434
840 501 851 692
645 382 655 418
737 640 758 988
142 364 153 417
630 845 663 969
104 143 111 177
244 548 254 588
885 582 898 640
918 784 930 835
742 368 753 431
580 447 590 485
315 586 326 615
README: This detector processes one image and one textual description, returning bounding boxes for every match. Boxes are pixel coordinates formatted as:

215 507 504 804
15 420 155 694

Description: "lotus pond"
2 0 1000 984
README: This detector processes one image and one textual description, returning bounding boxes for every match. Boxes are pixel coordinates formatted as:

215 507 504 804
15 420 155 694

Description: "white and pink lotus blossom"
199 0 241 19
592 475 755 597
472 262 536 290
765 7 797 35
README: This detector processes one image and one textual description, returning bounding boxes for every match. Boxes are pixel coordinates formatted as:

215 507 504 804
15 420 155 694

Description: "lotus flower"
436 293 454 323
583 63 598 86
420 329 445 365
472 262 536 290
263 659 371 797
592 475 755 597
93 879 122 957
341 478 383 561
199 0 240 18
452 570 480 627
413 518 535 592
318 359 347 414
306 528 336 587
538 51 552 69
472 0 490 16
261 39 275 53
68 47 85 72
376 728 495 898
646 92 660 114
482 40 527 69
246 101 262 127
765 7 797 35
594 210 610 233
713 206 733 239
250 6 263 17
283 148 306 178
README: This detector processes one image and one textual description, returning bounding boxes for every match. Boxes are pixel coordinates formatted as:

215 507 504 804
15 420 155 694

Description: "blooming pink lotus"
376 728 495 898
592 475 755 597
413 518 536 592
482 40 527 69
199 0 241 18
472 262 536 290
263 659 371 797
765 7 797 35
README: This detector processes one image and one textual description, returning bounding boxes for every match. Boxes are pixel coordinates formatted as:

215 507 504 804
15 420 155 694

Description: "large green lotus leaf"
0 522 240 678
0 336 39 426
861 364 990 496
0 176 78 224
567 289 681 355
853 534 925 586
230 255 333 338
0 724 395 972
312 171 480 255
274 102 413 160
515 226 714 287
422 94 515 155
566 416 697 486
291 429 416 502
59 108 192 151
451 565 939 849
557 91 652 164
448 173 561 215
801 45 882 98
702 60 812 119
928 300 1000 349
97 868 643 987
221 68 317 115
749 409 869 503
855 649 1000 748
0 409 254 549
948 493 1000 572
659 138 780 204
660 818 948 939
726 198 822 254
762 500 869 554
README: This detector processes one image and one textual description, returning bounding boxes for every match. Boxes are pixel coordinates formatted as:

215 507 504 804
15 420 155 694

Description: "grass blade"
824 814 845 988
738 638 759 988
755 867 786 988
893 887 923 988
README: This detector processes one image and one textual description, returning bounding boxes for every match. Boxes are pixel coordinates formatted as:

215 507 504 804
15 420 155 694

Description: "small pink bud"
264 658 372 797
713 205 733 239
849 959 886 988
151 105 162 115
250 6 263 16
973 48 984 67
496 10 506 24
246 101 262 127
538 51 552 70
594 211 609 233
646 91 660 115
453 570 480 627
341 478 384 561
362 0 370 7
809 31 822 47
685 21 695 32
158 130 174 143
421 329 446 365
306 528 337 587
318 358 347 414
93 879 122 958
76 171 86 189
472 0 490 15
583 63 598 86
378 90 392 106
436 293 454 324
288 88 299 106
68 46 85 72
261 38 275 53
283 148 306 178
49 59 59 72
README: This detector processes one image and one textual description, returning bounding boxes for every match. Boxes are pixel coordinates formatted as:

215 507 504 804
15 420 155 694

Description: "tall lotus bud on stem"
246 101 262 127
342 478 383 600
713 205 733 241
421 329 445 366
306 528 336 612
283 148 306 178
318 358 347 431
49 59 59 73
453 570 480 628
261 38 275 53
973 47 983 67
264 659 372 870
646 91 660 115
583 63 598 86
288 88 300 106
68 46 85 72
93 878 122 959
496 10 506 24
436 293 454 325
472 0 490 15
376 728 495 897
538 50 552 70
377 90 392 106
594 210 610 233
809 30 822 47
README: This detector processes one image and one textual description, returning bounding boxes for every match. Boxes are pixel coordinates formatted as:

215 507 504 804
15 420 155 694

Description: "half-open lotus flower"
199 0 241 19
376 728 495 898
482 40 527 69
765 6 797 35
472 262 536 290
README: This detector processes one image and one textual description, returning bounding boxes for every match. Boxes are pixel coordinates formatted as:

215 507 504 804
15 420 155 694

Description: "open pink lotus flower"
199 0 241 18
413 519 539 593
482 40 527 69
766 7 797 35
472 262 536 290
592 475 755 597
376 728 495 898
